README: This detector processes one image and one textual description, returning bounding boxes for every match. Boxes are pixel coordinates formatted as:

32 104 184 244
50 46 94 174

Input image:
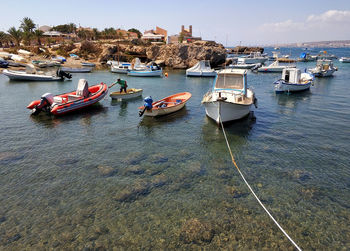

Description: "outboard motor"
139 96 153 117
32 93 54 115
57 69 72 80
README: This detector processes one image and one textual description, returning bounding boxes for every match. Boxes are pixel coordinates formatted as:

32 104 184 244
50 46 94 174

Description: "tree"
0 31 10 48
33 30 44 45
51 23 77 34
128 28 142 39
7 27 22 46
20 17 35 33
92 28 100 40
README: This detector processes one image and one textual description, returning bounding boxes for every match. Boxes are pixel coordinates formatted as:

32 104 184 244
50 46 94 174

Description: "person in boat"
111 78 128 93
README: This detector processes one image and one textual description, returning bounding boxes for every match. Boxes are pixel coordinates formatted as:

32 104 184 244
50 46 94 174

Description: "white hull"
311 69 336 77
127 69 162 77
111 67 128 74
339 58 350 63
229 64 258 69
144 102 186 116
2 69 61 81
203 101 251 123
186 71 216 77
110 89 143 100
274 81 311 93
238 58 268 64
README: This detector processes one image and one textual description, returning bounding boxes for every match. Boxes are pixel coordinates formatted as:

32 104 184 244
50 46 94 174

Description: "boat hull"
203 100 251 123
257 67 285 72
186 71 216 77
274 80 312 93
2 69 61 81
127 69 162 77
60 67 92 73
311 69 336 77
143 102 186 116
110 88 143 100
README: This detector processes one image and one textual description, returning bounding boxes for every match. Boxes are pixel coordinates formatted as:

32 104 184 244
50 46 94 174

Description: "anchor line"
218 104 302 251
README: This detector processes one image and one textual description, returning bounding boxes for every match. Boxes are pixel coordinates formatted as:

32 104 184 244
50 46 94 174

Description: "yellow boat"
110 88 143 100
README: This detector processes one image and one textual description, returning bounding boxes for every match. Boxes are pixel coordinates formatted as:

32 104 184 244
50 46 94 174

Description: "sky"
1 0 349 46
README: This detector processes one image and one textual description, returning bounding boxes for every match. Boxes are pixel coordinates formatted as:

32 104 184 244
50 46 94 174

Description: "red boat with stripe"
27 79 108 115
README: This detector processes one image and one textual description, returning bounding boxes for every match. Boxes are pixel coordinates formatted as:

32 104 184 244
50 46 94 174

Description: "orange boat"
138 92 191 117
27 79 108 115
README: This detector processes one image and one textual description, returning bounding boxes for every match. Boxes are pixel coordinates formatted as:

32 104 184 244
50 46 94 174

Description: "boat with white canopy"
186 60 216 77
308 59 337 77
274 68 314 93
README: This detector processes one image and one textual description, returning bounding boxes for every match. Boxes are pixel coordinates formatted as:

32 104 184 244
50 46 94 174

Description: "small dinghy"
139 92 192 117
110 88 143 100
27 79 108 115
81 62 96 67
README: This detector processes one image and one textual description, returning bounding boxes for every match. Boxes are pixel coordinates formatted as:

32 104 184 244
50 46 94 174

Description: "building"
141 26 167 42
116 29 138 40
168 25 202 44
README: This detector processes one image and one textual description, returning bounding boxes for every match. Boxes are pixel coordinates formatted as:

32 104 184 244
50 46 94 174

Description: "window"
215 74 243 89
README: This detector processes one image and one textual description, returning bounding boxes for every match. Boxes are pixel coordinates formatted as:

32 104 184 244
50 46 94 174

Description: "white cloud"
260 10 350 33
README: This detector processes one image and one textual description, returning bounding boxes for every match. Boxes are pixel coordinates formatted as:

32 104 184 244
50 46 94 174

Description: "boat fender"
164 72 168 77
254 97 258 108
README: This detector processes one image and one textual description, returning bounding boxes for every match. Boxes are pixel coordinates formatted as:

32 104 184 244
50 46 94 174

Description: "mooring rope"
218 113 302 251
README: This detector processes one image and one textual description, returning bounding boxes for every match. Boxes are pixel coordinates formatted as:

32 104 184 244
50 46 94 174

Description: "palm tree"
20 17 35 33
7 27 22 46
0 31 10 48
33 30 44 45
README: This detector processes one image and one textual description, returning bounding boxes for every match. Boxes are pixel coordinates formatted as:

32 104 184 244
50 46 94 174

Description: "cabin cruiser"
237 52 268 64
308 59 337 77
257 60 295 73
111 62 132 74
274 68 314 93
201 69 257 123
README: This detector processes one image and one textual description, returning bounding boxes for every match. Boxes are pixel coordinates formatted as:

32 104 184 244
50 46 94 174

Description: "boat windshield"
215 74 243 90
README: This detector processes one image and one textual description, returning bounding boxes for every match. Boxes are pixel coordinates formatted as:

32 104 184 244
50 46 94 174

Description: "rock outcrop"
98 41 226 69
228 46 264 54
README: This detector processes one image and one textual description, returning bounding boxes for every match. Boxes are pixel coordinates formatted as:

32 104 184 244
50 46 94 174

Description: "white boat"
237 52 268 64
308 59 337 77
339 57 350 63
201 69 257 123
18 49 32 56
127 68 162 77
186 60 216 77
81 62 96 67
274 68 314 93
111 62 132 74
2 64 72 81
133 58 148 71
257 61 295 73
10 54 26 62
110 88 143 100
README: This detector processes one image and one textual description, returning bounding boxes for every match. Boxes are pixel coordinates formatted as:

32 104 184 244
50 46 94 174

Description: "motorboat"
32 60 61 68
60 67 92 73
111 62 132 74
27 79 108 115
51 56 66 63
298 52 316 62
70 53 80 60
0 59 9 68
339 57 350 63
186 60 216 77
229 63 261 69
201 69 257 123
2 64 72 81
110 88 143 100
237 52 268 64
257 61 295 73
127 68 162 77
139 92 192 117
18 49 32 56
127 62 162 77
308 59 337 77
81 62 96 67
274 68 314 93
317 51 337 60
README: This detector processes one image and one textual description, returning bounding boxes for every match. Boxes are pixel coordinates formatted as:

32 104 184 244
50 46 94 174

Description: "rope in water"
219 114 302 251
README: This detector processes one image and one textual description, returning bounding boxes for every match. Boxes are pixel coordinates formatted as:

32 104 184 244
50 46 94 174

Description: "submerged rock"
149 153 168 164
151 174 169 187
123 165 145 175
180 218 215 244
226 186 248 198
97 165 117 177
123 152 147 165
114 181 150 202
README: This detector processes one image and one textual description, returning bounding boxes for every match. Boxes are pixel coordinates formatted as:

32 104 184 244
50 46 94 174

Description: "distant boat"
201 69 257 123
229 63 261 69
257 60 295 73
139 92 192 117
27 79 108 115
237 52 268 64
110 88 143 100
186 60 216 77
81 62 96 67
69 53 80 60
111 62 132 74
127 69 163 77
309 59 337 77
60 67 92 73
339 57 350 63
274 68 314 93
298 52 316 62
32 60 61 68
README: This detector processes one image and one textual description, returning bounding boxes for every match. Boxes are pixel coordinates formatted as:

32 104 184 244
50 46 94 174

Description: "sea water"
0 48 349 249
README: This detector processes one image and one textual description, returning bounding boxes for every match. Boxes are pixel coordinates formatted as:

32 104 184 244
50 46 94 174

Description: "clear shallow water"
0 48 349 250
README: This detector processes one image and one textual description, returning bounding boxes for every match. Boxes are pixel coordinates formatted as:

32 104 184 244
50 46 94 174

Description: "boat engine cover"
144 96 153 110
41 93 54 105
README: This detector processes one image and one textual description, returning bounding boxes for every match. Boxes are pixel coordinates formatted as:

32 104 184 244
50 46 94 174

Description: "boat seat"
67 94 82 101
53 96 64 104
